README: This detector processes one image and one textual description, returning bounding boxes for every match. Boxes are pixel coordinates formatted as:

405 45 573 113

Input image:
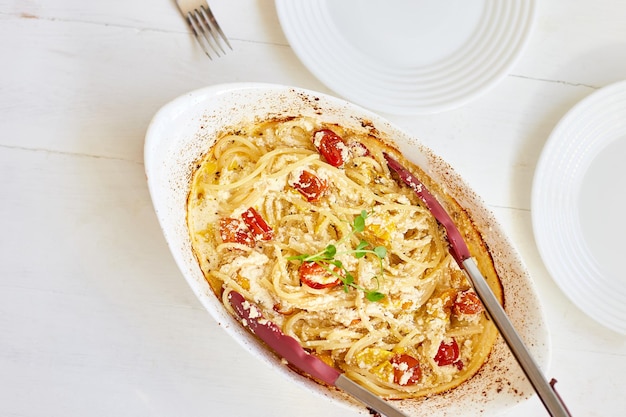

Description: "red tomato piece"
312 129 348 167
241 207 273 241
434 339 460 367
390 354 422 385
219 217 254 247
292 170 328 202
454 290 483 315
298 261 341 289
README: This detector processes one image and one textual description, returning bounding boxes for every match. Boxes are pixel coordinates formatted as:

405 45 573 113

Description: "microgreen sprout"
286 210 387 302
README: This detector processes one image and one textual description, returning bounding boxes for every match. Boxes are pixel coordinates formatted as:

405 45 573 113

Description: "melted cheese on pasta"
187 117 501 399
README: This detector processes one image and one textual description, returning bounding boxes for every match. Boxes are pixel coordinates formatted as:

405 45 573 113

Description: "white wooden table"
1 1 624 416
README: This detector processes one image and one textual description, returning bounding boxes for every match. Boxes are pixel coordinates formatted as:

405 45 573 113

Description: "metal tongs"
384 153 572 417
228 290 411 417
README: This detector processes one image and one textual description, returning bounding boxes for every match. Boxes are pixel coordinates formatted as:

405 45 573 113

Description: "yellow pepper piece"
365 214 395 245
354 347 394 368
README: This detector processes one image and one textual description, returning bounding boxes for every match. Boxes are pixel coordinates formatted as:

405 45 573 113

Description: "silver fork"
176 0 232 59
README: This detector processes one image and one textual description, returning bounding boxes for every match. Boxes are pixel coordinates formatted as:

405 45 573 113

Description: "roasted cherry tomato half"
454 290 483 315
219 217 254 247
390 353 422 385
312 129 348 167
292 170 328 202
298 261 341 289
241 207 273 241
434 339 460 367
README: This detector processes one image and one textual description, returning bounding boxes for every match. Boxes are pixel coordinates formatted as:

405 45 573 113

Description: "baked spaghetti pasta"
187 116 502 399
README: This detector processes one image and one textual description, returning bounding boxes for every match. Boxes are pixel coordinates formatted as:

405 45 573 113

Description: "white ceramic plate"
275 0 535 115
532 81 626 335
145 82 549 416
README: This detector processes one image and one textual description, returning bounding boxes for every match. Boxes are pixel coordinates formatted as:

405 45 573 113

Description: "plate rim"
531 80 626 335
275 0 536 115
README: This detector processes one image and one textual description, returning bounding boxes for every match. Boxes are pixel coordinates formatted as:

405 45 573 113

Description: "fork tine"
176 0 231 59
193 8 224 58
185 12 214 59
200 4 233 51
198 7 225 55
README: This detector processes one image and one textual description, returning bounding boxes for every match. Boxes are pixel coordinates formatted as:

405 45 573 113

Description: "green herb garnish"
287 210 387 302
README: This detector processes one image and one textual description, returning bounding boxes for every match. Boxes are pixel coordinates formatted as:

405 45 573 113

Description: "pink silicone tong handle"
227 291 341 386
384 153 471 266
385 154 572 417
